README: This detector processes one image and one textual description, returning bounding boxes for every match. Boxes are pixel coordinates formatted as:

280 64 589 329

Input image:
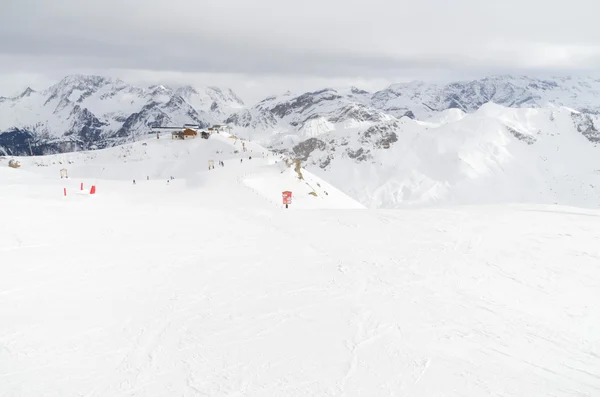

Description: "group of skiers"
209 161 225 170
133 175 174 184
131 151 263 183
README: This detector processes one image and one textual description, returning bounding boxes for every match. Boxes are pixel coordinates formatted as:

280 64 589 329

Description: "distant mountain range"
2 74 600 208
225 75 600 141
0 75 244 155
222 75 600 208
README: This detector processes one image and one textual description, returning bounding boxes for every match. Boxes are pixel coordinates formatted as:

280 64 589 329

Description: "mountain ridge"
3 74 600 209
0 74 245 155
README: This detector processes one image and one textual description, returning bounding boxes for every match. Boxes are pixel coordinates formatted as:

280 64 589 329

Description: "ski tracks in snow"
337 310 402 396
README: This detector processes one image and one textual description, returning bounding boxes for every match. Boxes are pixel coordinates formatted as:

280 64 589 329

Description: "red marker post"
282 191 292 208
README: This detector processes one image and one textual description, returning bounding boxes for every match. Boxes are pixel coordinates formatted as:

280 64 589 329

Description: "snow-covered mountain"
227 75 600 139
225 87 393 143
0 75 244 155
5 74 600 209
281 104 600 208
371 75 600 118
223 75 600 208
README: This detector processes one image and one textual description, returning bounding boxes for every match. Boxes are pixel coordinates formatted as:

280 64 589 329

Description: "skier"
240 158 243 163
147 176 149 180
133 179 136 185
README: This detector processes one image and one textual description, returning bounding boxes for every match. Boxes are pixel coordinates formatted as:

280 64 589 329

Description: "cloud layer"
2 0 600 101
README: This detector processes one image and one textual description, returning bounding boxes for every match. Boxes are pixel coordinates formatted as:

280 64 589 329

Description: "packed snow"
1 131 600 396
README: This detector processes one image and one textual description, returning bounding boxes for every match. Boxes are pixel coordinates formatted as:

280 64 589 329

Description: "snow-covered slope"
1 130 362 210
1 132 599 396
287 104 600 208
0 75 245 156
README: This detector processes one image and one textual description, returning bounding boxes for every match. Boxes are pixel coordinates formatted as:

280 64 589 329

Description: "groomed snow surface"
1 133 600 396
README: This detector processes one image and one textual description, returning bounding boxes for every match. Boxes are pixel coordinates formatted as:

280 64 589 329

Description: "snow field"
1 132 599 396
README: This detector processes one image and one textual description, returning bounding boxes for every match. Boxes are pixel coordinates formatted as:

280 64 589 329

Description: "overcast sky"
2 0 600 103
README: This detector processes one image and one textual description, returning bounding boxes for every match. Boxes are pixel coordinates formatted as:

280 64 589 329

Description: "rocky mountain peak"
51 75 113 92
175 85 198 97
148 84 173 95
19 87 36 98
206 86 245 106
350 86 369 95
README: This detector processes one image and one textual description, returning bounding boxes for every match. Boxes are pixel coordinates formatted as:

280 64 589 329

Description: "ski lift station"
151 124 228 140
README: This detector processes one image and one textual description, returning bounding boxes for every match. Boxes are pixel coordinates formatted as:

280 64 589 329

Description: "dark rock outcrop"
292 138 327 161
572 113 600 143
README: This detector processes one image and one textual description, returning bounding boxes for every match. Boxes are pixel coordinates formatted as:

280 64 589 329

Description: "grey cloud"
0 26 490 77
2 0 600 97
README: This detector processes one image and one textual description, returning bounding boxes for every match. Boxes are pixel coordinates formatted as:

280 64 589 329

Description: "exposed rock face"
0 129 83 156
361 122 399 149
293 138 327 161
572 112 600 143
346 147 370 162
506 126 536 145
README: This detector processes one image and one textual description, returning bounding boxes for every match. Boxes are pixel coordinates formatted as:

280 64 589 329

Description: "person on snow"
133 179 136 185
